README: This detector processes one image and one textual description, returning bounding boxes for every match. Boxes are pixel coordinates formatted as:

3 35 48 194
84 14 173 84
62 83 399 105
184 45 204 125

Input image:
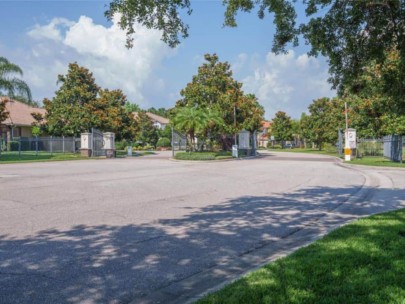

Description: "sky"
0 0 336 120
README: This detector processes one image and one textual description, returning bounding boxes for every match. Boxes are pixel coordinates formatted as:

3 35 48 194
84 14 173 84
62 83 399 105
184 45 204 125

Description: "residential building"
0 97 45 141
132 112 169 129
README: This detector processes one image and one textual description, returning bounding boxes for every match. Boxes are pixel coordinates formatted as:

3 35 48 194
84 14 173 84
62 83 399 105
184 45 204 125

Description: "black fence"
0 136 80 155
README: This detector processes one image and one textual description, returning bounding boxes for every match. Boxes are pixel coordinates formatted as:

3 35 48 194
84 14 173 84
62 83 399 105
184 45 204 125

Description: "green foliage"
0 98 9 123
301 97 341 149
88 89 139 141
106 1 405 98
381 114 405 135
44 63 99 136
123 101 141 113
106 0 192 48
271 111 293 145
44 63 138 139
174 151 231 161
31 126 41 137
158 125 172 139
115 140 129 150
174 54 264 147
136 111 159 147
147 107 168 118
156 137 171 147
0 57 32 102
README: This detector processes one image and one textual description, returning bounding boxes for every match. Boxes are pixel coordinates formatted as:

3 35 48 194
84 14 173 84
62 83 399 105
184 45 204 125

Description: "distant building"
132 112 169 129
0 97 45 141
257 121 271 147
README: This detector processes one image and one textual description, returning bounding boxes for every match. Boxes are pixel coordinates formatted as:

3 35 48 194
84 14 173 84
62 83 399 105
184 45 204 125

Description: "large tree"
175 54 264 147
0 57 32 102
106 0 405 96
301 97 339 150
136 111 159 147
271 111 293 148
44 63 99 136
88 89 139 141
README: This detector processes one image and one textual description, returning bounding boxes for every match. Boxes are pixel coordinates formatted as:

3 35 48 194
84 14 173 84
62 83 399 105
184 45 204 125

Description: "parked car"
285 143 294 149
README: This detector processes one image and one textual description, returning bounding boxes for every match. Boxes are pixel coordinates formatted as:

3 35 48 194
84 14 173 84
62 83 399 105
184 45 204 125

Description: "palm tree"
172 107 207 150
0 57 32 102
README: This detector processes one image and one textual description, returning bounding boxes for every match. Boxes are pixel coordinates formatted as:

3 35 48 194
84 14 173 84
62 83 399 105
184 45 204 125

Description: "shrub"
115 140 128 150
174 151 232 161
157 137 171 147
141 144 154 151
7 141 19 151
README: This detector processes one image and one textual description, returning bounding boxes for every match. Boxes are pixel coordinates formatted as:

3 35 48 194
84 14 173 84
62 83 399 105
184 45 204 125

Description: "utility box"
232 145 238 158
127 146 133 157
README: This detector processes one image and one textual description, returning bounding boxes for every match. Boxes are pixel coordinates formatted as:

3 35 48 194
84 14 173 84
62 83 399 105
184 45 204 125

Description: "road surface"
0 151 404 303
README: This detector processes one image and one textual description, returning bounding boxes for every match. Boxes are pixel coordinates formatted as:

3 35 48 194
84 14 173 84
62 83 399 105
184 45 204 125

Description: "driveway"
0 152 404 304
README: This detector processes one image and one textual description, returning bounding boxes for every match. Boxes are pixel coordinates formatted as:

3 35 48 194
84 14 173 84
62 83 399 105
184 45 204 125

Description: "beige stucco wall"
21 126 33 137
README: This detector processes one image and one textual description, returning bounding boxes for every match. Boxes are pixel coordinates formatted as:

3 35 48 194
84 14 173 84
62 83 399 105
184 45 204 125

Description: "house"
132 112 169 129
0 97 46 141
257 121 271 147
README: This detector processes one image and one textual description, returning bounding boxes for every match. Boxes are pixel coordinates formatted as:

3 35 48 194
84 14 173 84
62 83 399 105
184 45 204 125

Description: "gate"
172 129 187 151
91 128 105 157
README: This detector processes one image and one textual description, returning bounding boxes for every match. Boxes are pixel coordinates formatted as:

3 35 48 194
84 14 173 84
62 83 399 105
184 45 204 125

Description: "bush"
174 151 232 161
175 152 216 160
115 140 129 150
157 137 171 147
7 141 19 151
141 144 154 151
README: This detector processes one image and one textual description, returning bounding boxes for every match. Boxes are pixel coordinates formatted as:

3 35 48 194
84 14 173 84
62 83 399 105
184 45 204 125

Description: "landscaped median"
197 209 405 304
174 151 233 161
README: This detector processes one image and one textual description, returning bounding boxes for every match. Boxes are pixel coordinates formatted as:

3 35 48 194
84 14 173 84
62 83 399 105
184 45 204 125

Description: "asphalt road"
0 151 404 304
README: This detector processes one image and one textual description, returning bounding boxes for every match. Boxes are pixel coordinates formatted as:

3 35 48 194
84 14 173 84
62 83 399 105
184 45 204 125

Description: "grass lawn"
198 209 405 304
174 151 232 161
349 156 405 168
268 149 405 168
0 152 86 164
268 148 339 157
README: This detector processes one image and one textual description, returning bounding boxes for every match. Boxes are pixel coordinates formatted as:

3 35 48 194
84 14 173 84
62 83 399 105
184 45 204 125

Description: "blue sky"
0 0 335 119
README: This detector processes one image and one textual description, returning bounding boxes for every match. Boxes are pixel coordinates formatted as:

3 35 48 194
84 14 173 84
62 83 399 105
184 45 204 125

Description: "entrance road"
0 152 404 303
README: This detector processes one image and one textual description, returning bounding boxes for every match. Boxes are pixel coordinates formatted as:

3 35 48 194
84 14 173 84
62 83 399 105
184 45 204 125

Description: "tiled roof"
132 112 169 124
1 97 46 127
262 121 271 129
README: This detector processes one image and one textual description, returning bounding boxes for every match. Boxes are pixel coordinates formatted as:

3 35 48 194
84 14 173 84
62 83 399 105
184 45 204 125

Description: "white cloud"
21 15 175 107
233 50 335 119
28 18 74 42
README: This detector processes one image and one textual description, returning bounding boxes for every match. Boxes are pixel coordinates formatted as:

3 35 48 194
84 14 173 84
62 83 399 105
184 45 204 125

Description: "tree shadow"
0 186 404 303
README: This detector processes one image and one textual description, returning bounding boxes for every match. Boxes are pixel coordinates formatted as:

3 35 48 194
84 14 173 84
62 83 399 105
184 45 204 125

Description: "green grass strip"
198 209 405 304
0 152 86 163
175 151 232 161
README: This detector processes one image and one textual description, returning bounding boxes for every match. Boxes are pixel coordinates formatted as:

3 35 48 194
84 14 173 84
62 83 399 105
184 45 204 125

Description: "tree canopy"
43 62 138 139
0 57 32 102
175 54 264 137
106 0 404 95
271 111 293 146
0 98 9 123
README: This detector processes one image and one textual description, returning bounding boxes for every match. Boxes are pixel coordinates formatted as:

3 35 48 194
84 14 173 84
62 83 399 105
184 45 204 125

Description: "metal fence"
357 136 404 162
0 136 80 155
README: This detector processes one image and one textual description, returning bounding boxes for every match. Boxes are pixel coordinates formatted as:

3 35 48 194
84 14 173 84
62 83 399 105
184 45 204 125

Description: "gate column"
80 133 92 157
103 132 115 158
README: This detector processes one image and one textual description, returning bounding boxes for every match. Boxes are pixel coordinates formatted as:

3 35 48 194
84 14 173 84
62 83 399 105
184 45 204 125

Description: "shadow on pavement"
0 186 404 303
